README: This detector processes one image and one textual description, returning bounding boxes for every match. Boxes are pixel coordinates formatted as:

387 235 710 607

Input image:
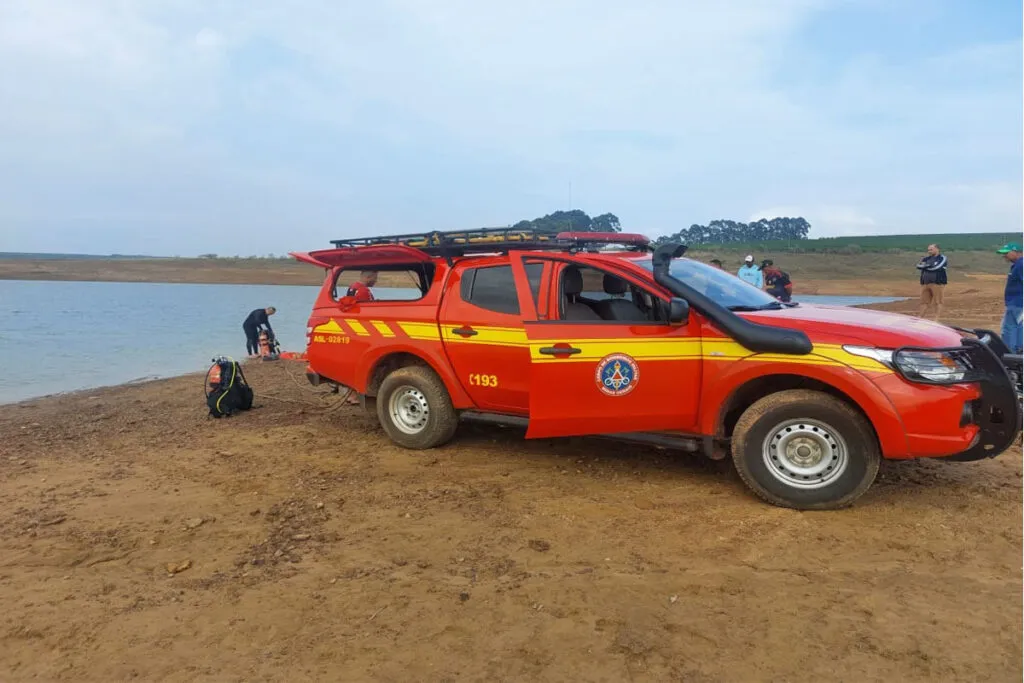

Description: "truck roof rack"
329 227 650 257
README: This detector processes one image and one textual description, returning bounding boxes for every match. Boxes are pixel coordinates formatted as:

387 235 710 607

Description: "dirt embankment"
0 257 325 286
0 291 1020 682
0 249 1010 286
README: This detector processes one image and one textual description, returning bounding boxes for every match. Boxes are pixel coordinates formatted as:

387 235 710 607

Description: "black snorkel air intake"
653 242 813 355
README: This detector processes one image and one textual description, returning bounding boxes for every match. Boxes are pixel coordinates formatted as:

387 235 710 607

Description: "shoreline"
0 257 323 286
1 368 217 408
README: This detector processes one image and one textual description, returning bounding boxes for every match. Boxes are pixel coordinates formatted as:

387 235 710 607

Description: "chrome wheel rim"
762 418 848 489
389 386 430 435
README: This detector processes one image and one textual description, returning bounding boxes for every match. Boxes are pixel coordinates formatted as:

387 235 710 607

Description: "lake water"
794 294 905 306
0 280 905 404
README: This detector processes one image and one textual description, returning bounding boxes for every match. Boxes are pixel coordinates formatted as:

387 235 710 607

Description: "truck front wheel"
376 365 459 449
731 390 880 510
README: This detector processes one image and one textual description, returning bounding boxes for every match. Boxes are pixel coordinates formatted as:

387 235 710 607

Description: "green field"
680 232 1018 254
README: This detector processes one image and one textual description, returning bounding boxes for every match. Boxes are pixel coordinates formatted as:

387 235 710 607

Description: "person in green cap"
998 242 1022 353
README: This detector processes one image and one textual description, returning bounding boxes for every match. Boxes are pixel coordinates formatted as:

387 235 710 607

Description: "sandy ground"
0 281 1020 682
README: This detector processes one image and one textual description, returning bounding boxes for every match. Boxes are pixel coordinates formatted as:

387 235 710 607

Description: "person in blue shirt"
737 255 763 288
998 242 1022 354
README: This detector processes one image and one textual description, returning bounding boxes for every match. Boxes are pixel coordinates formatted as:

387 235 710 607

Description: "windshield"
635 257 784 310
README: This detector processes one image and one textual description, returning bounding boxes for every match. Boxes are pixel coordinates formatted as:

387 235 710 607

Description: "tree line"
653 217 811 245
511 209 622 234
508 210 810 244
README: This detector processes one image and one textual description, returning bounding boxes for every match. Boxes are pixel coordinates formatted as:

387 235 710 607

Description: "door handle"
452 326 478 337
539 345 582 356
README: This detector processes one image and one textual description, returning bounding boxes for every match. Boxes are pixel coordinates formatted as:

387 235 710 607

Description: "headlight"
891 349 971 384
844 345 974 384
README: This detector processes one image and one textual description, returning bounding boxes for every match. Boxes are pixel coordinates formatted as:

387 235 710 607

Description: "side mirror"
338 295 357 311
668 297 690 326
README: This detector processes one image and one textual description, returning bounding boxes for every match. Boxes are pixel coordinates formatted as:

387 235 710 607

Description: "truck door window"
557 264 662 323
460 264 543 315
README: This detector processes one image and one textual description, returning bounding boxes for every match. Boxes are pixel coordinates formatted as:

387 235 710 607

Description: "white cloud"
194 27 224 52
0 0 1019 254
749 206 878 238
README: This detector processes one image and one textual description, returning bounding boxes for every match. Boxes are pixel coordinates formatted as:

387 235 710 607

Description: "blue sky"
0 0 1020 256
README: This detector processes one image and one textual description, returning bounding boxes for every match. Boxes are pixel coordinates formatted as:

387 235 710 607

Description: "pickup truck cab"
291 229 1021 509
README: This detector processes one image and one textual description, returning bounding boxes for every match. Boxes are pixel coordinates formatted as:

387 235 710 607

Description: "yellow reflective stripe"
700 339 750 359
746 354 844 367
371 320 396 337
314 318 892 374
398 322 442 340
696 339 890 372
313 319 346 335
442 325 529 346
525 337 891 373
344 319 369 336
529 339 703 362
807 345 890 371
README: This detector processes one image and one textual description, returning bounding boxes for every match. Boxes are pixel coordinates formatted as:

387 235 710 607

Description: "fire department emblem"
595 353 639 397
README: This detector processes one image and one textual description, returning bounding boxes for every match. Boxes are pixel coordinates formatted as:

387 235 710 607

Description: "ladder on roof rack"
329 227 650 256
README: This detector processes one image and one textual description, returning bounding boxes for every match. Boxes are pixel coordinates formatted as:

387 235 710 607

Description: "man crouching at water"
243 307 276 358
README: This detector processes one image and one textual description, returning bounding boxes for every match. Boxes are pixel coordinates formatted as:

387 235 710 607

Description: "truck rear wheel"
731 390 880 510
376 365 458 449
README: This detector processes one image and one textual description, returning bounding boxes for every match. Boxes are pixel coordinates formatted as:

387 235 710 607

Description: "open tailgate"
289 245 433 269
289 251 331 268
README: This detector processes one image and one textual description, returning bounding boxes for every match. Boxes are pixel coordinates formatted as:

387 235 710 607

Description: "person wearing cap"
737 255 763 288
998 242 1022 353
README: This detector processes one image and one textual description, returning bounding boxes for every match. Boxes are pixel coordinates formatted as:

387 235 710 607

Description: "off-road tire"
376 365 459 449
731 389 880 510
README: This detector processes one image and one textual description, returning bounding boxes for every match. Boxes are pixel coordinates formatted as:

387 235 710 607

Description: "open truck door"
509 252 703 440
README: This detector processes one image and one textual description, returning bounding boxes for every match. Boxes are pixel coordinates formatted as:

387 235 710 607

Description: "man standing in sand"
242 306 276 358
737 255 763 288
998 242 1022 354
916 244 948 320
